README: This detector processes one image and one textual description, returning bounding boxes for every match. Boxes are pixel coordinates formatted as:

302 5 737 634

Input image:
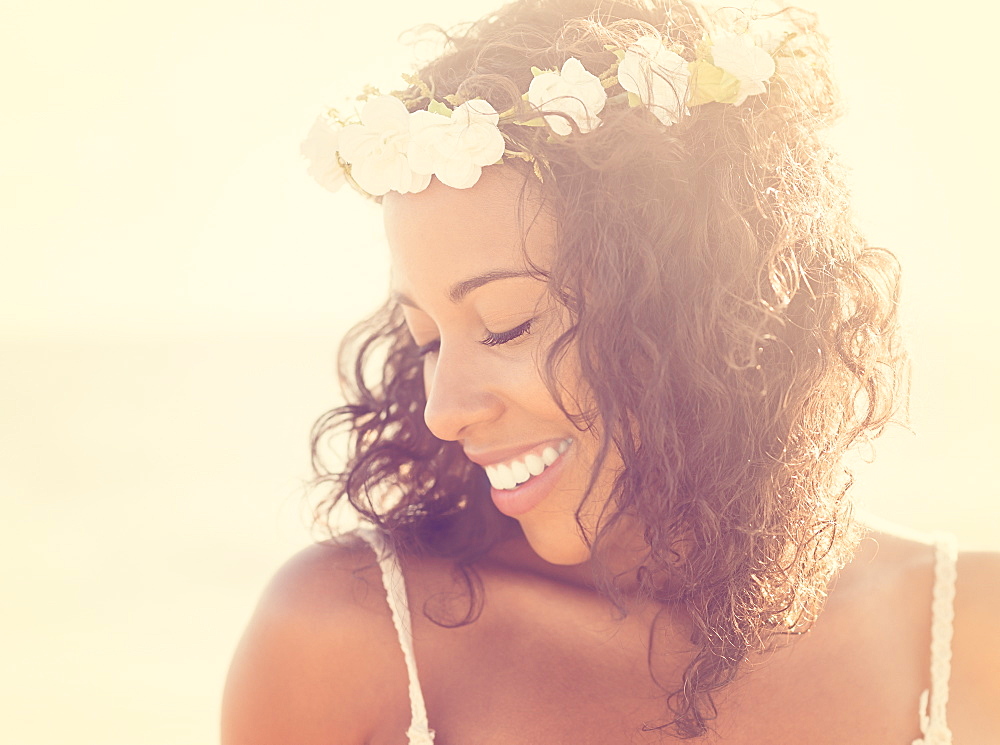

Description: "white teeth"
510 460 530 484
525 453 545 476
485 463 515 490
496 463 515 489
483 439 573 491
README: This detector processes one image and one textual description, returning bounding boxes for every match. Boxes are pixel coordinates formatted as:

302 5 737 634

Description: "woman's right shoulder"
249 531 388 621
221 532 412 745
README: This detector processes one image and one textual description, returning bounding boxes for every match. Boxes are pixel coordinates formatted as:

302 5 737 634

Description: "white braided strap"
912 533 957 745
358 528 437 744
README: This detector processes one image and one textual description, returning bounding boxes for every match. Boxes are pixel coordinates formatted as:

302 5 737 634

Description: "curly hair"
310 0 907 737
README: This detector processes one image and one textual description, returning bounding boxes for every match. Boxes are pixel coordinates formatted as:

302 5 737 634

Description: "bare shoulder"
844 527 1000 741
954 548 1000 636
221 534 411 745
952 549 1000 742
832 528 937 601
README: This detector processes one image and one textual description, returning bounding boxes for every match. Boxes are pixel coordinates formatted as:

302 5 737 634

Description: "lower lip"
488 444 571 518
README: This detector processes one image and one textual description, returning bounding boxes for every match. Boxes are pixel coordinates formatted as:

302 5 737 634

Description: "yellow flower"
687 59 742 106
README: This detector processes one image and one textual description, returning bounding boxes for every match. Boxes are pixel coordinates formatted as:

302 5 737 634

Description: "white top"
358 528 436 745
912 533 958 745
357 529 957 745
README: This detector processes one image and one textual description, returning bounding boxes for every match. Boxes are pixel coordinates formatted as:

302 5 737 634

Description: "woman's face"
383 167 615 565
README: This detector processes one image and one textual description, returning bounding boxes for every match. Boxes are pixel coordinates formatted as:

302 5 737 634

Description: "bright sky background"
2 1 999 743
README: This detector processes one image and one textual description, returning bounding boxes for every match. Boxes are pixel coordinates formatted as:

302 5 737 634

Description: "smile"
483 438 572 490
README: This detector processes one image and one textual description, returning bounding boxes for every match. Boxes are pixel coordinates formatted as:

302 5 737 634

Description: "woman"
222 0 999 742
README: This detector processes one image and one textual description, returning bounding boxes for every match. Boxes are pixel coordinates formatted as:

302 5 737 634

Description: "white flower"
711 34 776 105
407 99 506 189
300 115 345 193
618 36 692 126
338 95 431 196
526 57 607 136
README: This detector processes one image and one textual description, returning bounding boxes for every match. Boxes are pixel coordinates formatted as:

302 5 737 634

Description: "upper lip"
463 438 569 468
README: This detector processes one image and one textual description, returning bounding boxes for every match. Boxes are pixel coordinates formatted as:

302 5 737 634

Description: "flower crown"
302 30 786 198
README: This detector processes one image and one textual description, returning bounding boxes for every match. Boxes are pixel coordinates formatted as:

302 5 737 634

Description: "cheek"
539 341 594 426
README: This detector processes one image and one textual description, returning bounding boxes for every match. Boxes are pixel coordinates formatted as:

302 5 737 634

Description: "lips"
465 438 574 518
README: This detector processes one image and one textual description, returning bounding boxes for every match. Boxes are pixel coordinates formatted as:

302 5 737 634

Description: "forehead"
383 167 554 295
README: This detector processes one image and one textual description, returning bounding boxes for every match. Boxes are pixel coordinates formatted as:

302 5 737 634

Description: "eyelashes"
482 318 532 347
415 319 533 357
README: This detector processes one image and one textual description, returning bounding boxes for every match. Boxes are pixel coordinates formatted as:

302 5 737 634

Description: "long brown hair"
311 0 906 737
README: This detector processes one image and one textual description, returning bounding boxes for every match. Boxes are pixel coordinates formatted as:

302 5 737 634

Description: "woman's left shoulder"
954 547 1000 617
951 548 1000 740
954 548 1000 623
850 525 1000 740
847 527 1000 737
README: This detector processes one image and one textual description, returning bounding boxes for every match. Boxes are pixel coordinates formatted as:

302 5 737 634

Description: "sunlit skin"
384 165 624 569
222 168 1000 745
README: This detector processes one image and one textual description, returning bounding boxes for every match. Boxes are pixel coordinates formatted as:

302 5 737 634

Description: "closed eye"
481 319 532 347
413 318 533 357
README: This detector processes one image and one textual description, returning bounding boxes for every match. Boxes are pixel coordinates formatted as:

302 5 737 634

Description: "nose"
422 345 502 442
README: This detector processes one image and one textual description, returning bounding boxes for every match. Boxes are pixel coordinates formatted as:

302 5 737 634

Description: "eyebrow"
392 269 540 308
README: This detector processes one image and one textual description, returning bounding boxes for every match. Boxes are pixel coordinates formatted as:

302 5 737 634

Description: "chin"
520 518 593 565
